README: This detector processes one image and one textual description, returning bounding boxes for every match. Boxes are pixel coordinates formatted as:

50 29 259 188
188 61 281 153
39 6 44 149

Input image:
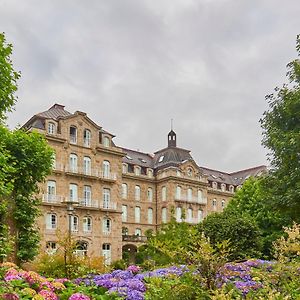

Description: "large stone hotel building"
23 104 266 264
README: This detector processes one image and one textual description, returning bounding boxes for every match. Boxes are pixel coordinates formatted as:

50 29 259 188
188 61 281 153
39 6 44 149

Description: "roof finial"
171 118 173 131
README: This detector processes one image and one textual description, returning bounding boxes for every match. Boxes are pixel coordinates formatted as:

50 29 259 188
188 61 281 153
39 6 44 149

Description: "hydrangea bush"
1 261 299 299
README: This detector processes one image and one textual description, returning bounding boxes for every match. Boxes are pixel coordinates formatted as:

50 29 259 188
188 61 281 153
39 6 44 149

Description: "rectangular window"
83 186 91 206
162 186 167 201
69 184 78 201
162 208 167 223
148 208 153 224
135 206 141 223
122 205 127 222
103 188 110 208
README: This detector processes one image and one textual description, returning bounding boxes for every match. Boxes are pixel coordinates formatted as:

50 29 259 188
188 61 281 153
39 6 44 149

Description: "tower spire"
168 120 177 147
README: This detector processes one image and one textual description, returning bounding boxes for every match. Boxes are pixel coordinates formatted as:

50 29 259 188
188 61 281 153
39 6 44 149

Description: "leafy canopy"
0 33 20 122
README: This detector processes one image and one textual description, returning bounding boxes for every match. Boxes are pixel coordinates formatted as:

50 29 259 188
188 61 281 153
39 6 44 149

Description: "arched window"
71 215 79 232
187 208 193 222
46 241 57 254
212 182 218 189
162 208 167 223
46 213 57 230
162 186 167 201
83 129 91 147
221 183 226 192
187 188 193 201
122 205 127 222
229 185 234 193
147 169 153 178
103 188 110 209
122 183 128 199
135 206 141 223
48 122 56 134
103 160 110 178
176 207 182 222
75 241 88 257
197 190 203 203
135 228 142 236
102 243 111 265
47 180 56 202
221 199 225 209
148 208 153 224
135 185 141 201
69 184 78 201
176 186 181 200
147 188 153 202
187 168 193 177
198 210 203 222
212 199 217 210
135 166 141 176
103 136 110 147
103 218 111 234
83 216 92 233
70 126 77 144
122 227 128 235
69 154 78 173
83 185 91 206
83 156 91 175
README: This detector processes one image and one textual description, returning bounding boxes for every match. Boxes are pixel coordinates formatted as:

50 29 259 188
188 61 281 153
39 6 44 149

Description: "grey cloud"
1 0 300 172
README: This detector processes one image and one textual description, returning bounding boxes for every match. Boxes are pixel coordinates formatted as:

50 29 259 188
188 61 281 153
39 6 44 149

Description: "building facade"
23 104 266 264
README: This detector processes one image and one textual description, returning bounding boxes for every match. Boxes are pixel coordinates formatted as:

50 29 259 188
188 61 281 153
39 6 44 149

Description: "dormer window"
158 155 164 163
147 169 153 178
83 129 91 147
135 166 141 176
212 182 218 189
48 122 56 134
221 183 226 192
122 163 128 174
229 185 234 193
103 136 110 147
187 168 193 177
70 126 77 144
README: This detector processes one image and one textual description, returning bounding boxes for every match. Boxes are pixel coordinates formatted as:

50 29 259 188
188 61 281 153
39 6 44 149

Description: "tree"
260 34 300 221
224 177 290 258
201 207 262 260
0 33 53 264
0 33 20 122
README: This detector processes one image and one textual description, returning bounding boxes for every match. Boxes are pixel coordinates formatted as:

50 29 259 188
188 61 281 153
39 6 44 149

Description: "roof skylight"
158 155 164 163
126 155 133 160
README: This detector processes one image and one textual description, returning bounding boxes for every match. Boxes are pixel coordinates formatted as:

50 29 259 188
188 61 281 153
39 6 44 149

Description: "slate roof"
122 148 154 168
153 146 194 170
36 104 72 120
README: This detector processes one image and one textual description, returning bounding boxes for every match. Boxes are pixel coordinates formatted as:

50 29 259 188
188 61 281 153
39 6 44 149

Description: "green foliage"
0 127 53 263
224 177 289 257
33 231 106 278
260 34 300 222
201 209 262 260
0 33 20 122
144 272 210 300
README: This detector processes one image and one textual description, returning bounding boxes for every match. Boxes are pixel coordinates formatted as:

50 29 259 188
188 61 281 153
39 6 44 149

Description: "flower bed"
1 260 299 299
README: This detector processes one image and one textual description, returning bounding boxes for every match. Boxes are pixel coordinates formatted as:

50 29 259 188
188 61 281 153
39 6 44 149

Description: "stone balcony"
122 235 147 243
174 195 207 205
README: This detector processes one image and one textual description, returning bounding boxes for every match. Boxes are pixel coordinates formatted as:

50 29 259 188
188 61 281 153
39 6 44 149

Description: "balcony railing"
122 235 147 243
103 231 111 236
175 195 207 205
65 165 117 181
78 198 99 208
99 202 117 210
42 194 64 203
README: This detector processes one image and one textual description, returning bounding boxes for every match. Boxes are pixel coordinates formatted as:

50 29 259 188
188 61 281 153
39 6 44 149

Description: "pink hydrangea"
2 293 20 300
38 290 58 300
127 265 141 273
69 292 91 300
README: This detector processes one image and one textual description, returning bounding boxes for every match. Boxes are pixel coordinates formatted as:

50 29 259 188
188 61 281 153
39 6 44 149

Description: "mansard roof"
153 146 194 170
121 148 154 168
36 103 72 119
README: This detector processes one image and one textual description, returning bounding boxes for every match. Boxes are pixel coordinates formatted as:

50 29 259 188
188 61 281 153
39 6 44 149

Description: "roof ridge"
229 165 266 175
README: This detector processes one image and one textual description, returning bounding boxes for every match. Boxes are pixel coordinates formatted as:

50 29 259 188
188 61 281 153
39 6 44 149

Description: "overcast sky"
1 0 299 172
